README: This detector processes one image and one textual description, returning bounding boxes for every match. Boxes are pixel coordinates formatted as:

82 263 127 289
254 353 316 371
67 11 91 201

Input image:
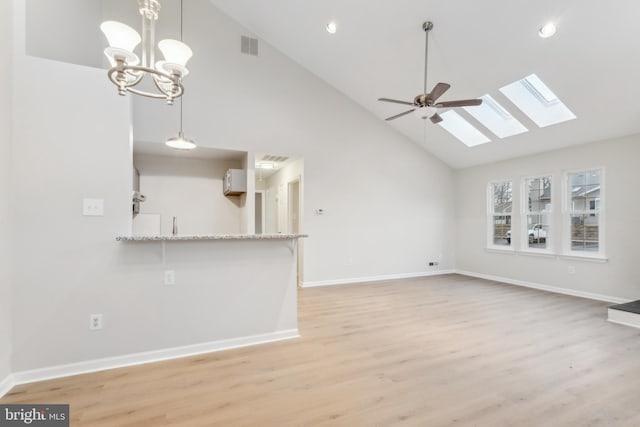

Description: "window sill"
484 248 608 263
516 250 556 258
485 247 516 254
558 254 608 263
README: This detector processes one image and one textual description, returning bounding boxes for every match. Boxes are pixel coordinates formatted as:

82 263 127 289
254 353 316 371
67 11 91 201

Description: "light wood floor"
3 274 640 426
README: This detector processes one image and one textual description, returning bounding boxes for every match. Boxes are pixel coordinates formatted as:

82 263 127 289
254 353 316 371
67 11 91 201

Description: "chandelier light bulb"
158 39 193 67
100 21 141 52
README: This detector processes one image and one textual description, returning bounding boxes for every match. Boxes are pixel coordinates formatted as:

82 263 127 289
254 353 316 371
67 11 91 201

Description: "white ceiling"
209 0 640 169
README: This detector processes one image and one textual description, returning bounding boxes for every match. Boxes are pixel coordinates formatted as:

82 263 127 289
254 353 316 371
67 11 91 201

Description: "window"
488 181 512 247
438 110 491 147
566 169 603 254
463 94 528 139
499 74 576 128
523 176 551 250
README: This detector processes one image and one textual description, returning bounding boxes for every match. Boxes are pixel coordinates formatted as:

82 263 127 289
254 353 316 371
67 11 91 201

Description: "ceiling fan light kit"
378 21 482 124
414 106 438 120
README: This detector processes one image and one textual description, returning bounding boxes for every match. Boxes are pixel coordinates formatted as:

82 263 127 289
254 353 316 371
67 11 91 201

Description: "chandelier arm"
107 64 184 101
152 74 184 102
121 64 177 82
107 68 145 93
127 87 171 100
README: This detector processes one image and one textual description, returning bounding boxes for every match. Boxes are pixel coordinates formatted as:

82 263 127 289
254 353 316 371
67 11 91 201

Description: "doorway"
254 191 265 234
288 178 303 285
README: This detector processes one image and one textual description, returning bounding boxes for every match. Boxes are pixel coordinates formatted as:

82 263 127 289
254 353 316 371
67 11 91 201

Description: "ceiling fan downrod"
422 21 433 95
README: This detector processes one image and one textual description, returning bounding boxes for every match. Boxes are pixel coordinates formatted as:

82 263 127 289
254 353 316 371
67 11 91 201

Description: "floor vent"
241 36 259 56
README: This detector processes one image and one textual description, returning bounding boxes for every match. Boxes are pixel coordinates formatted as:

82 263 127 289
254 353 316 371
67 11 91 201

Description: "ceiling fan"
378 21 482 124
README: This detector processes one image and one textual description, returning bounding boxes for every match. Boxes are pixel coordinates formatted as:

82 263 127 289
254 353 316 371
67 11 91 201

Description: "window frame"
487 180 514 250
562 167 606 259
520 174 553 254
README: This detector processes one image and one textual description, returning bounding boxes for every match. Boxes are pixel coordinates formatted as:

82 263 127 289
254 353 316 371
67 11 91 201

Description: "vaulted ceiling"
210 0 640 168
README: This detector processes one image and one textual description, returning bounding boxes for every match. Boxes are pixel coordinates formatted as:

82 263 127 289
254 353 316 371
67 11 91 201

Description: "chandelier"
100 0 193 105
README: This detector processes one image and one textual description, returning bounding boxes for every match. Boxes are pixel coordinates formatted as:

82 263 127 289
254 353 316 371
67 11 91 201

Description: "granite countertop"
116 234 308 242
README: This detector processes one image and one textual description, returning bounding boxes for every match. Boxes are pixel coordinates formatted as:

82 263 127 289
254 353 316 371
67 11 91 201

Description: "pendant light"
165 0 196 150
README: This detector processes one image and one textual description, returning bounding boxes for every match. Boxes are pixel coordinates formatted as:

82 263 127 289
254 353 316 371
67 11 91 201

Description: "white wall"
7 0 297 373
10 55 298 373
26 0 103 68
0 0 13 385
132 0 457 283
134 154 242 235
455 134 640 301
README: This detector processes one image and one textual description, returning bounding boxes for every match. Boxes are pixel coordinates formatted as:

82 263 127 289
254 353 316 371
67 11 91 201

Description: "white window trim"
487 180 513 251
562 167 606 259
520 174 554 254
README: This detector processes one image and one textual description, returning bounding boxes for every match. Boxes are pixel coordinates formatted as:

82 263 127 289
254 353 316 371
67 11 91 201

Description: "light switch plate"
164 270 176 285
83 198 104 216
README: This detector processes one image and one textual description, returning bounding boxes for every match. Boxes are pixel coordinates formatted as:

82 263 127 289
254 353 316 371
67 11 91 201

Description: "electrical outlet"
82 198 104 216
428 261 439 267
568 266 575 274
164 270 176 285
90 314 103 330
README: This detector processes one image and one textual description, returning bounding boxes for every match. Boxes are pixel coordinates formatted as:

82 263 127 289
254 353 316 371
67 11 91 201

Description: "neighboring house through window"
489 181 512 247
565 169 603 255
523 176 551 251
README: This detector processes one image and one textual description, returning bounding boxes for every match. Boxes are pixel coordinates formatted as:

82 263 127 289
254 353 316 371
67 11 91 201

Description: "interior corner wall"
0 0 13 384
455 134 640 301
131 0 457 283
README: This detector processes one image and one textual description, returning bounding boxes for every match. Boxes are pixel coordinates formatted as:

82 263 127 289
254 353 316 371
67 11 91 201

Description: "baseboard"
7 329 299 393
607 319 640 329
302 270 456 288
0 374 15 400
456 270 630 304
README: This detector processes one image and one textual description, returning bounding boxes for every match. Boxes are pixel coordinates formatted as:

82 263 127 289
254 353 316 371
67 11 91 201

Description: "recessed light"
538 22 556 38
326 21 337 34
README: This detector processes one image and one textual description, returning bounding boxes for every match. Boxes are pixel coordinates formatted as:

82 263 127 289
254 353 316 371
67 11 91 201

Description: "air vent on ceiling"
241 36 259 56
262 154 289 162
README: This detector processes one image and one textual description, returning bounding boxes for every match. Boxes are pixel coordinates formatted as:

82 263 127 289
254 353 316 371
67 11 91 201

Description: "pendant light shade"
100 21 141 52
165 131 196 150
158 39 193 67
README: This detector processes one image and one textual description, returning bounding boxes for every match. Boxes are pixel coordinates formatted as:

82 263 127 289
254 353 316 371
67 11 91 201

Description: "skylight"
463 94 528 139
500 74 576 128
438 110 491 147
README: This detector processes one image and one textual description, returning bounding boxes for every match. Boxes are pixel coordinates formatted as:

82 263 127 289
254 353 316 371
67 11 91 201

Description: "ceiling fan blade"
378 98 415 106
434 99 483 108
426 83 451 104
430 113 443 124
385 109 416 121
